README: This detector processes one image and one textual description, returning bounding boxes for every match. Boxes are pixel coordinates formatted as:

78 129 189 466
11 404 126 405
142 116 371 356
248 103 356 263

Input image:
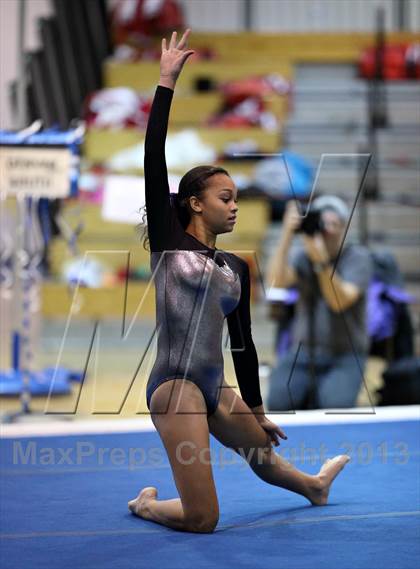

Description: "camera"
296 209 323 235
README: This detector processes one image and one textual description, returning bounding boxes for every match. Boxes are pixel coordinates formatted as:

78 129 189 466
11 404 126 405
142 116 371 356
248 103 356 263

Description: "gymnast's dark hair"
138 165 230 251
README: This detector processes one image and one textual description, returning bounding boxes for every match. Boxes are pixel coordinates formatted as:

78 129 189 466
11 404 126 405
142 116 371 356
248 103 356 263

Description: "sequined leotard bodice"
144 86 262 416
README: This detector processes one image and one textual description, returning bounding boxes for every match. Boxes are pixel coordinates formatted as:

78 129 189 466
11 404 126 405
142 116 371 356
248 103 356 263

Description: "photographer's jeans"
267 347 367 411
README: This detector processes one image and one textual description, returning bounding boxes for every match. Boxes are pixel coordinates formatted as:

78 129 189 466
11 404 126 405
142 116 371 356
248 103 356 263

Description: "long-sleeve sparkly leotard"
145 85 262 416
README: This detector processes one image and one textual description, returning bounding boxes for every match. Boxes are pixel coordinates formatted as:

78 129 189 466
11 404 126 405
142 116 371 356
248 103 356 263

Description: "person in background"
266 196 373 411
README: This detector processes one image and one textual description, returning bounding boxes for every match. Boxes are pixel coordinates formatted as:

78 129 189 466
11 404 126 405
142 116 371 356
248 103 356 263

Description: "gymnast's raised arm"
144 29 195 252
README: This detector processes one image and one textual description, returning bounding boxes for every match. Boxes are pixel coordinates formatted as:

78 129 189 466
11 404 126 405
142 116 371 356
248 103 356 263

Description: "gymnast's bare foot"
308 454 351 506
128 486 158 519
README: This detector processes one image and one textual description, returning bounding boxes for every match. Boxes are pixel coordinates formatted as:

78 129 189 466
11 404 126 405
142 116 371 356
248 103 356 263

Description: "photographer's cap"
311 195 350 223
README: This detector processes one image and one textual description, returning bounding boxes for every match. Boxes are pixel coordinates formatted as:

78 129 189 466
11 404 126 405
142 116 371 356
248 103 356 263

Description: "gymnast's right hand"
159 29 195 88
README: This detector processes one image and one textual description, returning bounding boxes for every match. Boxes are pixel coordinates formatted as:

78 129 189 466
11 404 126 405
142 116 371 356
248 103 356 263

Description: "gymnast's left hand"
258 416 288 447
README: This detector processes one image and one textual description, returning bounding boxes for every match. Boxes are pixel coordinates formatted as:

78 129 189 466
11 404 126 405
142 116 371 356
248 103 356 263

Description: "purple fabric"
385 284 416 304
367 279 417 341
281 288 299 304
275 280 417 353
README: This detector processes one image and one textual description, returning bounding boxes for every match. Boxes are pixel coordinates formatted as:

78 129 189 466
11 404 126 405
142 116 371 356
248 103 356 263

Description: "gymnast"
128 29 350 533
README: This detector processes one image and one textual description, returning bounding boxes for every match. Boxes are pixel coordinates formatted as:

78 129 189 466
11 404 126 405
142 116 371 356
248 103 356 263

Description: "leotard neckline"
185 231 218 252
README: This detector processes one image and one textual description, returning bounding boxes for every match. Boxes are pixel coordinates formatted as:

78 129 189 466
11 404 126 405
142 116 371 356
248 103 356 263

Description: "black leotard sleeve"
144 84 263 410
144 85 177 253
226 258 263 409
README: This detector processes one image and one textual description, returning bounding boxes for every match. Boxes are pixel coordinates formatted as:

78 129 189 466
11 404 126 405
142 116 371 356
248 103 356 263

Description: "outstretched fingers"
162 29 192 53
169 30 177 49
176 28 191 50
180 49 195 65
160 29 194 80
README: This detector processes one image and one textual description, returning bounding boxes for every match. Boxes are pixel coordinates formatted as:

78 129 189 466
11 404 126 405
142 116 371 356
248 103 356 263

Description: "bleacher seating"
47 31 419 339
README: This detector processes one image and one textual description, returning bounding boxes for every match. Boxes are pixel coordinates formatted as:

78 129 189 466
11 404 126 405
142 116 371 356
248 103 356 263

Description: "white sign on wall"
102 175 146 225
102 174 181 224
0 146 72 198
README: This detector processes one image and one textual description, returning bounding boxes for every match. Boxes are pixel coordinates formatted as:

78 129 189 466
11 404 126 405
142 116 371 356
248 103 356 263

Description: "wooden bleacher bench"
105 60 292 91
187 32 420 62
83 126 281 163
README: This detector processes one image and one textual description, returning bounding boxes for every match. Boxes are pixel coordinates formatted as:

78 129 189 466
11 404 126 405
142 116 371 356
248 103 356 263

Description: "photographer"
266 196 372 410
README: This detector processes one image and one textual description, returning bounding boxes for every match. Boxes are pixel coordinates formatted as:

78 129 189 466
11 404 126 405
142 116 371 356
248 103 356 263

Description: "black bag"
376 356 420 405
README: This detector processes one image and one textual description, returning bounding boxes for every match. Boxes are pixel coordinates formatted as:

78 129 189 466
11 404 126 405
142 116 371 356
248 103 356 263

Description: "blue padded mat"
1 420 419 569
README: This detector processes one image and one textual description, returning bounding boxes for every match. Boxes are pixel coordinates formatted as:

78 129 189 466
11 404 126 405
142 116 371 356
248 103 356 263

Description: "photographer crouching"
266 196 372 411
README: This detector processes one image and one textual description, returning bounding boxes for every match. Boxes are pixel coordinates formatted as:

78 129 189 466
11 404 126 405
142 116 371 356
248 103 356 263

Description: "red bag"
111 0 184 44
359 43 420 80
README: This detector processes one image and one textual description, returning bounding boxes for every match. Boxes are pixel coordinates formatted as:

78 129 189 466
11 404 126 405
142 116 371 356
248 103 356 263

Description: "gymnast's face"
191 174 239 234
